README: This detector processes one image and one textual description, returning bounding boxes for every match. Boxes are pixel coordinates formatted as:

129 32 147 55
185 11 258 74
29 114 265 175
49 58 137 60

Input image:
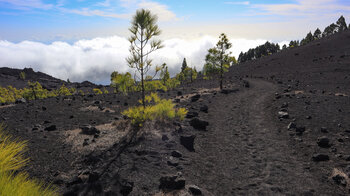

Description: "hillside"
0 30 349 195
0 67 99 90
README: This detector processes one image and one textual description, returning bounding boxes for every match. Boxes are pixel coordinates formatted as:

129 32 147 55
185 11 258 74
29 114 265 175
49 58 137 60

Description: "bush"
122 93 187 127
0 125 57 196
93 88 103 95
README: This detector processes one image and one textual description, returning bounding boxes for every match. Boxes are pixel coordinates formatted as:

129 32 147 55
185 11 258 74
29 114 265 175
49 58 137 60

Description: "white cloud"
0 36 270 84
60 7 130 18
138 1 178 22
225 1 250 6
0 0 53 10
59 0 178 22
252 0 350 16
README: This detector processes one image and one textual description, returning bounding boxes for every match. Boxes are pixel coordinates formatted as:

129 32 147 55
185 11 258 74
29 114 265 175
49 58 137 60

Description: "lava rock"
159 175 186 191
295 126 305 135
188 185 202 195
287 122 296 130
167 158 179 167
320 127 328 133
171 150 182 158
162 135 169 141
199 105 208 113
180 135 195 152
15 98 26 104
281 102 288 108
332 175 347 186
312 154 329 162
80 125 100 135
317 136 331 148
189 118 209 130
119 179 134 196
221 89 239 94
191 94 201 102
186 112 199 119
44 125 57 131
278 111 289 119
177 91 183 96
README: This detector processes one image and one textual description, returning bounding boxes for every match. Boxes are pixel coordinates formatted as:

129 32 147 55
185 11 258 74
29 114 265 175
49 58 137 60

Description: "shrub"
79 90 85 96
19 72 26 80
102 87 109 94
0 125 57 196
122 93 187 127
93 88 103 95
58 84 72 96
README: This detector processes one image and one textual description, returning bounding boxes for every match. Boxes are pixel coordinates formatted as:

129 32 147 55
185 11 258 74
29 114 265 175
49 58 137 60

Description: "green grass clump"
0 125 57 196
122 93 187 127
93 88 103 95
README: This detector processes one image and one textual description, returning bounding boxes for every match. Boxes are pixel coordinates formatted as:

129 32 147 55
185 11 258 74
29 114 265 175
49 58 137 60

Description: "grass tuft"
122 93 187 127
0 124 58 196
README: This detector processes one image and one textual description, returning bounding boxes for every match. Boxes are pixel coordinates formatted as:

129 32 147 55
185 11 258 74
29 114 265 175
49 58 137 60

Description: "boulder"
332 174 347 186
317 136 331 148
287 122 296 130
278 111 289 119
199 105 208 113
188 185 202 195
312 154 329 162
159 175 186 191
186 112 199 119
80 125 100 135
15 98 26 104
171 150 182 158
191 94 201 102
295 126 305 136
44 125 57 131
180 135 195 152
189 118 209 130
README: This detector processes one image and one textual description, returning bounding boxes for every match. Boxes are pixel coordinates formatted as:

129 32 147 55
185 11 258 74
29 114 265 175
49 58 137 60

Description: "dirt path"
183 79 332 195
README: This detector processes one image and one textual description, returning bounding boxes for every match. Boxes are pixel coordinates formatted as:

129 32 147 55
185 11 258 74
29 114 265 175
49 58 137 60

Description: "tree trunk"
141 29 145 108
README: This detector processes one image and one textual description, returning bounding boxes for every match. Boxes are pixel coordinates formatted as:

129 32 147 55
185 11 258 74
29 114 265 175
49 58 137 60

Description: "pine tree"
181 58 187 73
126 9 163 107
204 33 233 90
336 15 348 31
313 28 322 39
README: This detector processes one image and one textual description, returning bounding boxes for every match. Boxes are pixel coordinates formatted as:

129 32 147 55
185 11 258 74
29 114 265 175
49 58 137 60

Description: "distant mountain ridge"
0 67 99 90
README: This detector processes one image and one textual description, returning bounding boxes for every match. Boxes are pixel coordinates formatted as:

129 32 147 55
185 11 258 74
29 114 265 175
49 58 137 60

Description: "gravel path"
182 79 337 195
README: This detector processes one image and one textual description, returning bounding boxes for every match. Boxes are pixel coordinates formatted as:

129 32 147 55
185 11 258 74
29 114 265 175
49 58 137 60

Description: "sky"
0 0 350 84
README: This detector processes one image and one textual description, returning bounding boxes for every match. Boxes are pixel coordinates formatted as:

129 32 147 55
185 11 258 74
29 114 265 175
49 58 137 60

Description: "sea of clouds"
0 35 281 84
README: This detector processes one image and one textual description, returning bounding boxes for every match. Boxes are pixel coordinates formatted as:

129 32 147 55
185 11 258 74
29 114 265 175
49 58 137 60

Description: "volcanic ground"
1 30 350 195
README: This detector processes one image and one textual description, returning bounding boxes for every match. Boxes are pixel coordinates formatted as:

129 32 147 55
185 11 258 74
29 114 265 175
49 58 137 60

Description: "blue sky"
0 0 349 84
1 0 349 42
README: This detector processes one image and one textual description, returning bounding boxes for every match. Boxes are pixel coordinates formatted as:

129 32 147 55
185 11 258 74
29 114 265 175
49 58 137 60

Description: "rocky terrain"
0 30 350 195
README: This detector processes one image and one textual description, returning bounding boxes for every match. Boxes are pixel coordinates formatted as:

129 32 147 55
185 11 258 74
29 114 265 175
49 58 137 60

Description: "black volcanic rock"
189 118 209 130
180 135 195 152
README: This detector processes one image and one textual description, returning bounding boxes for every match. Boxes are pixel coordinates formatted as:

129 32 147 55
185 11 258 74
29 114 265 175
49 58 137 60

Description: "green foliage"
144 80 167 92
181 58 187 72
238 41 280 63
93 88 103 95
19 72 26 80
0 125 57 196
58 84 72 96
122 93 187 127
79 90 85 96
204 33 235 89
160 66 170 85
24 82 49 100
126 9 163 107
111 72 135 95
313 28 322 40
300 31 314 45
102 87 109 94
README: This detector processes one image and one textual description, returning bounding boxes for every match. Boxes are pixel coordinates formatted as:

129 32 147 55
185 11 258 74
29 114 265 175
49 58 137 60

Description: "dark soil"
0 30 350 195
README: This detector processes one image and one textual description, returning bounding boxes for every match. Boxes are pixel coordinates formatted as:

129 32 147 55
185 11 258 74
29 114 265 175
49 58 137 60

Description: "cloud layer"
0 35 271 84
